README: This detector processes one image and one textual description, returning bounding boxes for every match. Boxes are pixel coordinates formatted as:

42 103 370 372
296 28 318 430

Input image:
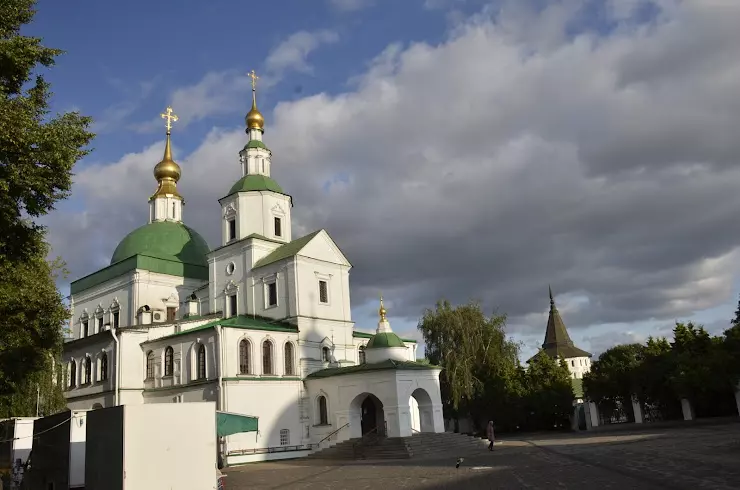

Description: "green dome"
228 175 284 196
243 140 269 151
111 221 210 266
366 332 406 349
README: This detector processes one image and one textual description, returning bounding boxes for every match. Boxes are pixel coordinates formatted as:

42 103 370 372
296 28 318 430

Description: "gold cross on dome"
247 69 259 91
160 106 178 133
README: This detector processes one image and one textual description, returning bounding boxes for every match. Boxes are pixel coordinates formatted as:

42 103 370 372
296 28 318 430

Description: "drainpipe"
216 325 224 410
215 324 227 465
110 327 120 406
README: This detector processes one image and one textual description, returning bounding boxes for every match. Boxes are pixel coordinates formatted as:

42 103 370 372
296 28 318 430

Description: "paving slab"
224 422 740 489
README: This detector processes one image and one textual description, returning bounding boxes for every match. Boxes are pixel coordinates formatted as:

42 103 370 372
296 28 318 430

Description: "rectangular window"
274 217 282 237
228 219 236 241
113 311 120 329
167 307 177 323
97 317 103 333
318 280 328 304
82 321 88 337
280 429 290 446
267 282 277 307
229 294 238 317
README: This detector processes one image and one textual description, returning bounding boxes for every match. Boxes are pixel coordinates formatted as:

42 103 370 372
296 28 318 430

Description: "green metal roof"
242 139 269 151
353 330 417 343
306 359 439 379
143 315 298 344
110 221 210 267
217 411 258 436
366 332 405 349
227 174 285 196
253 230 322 268
71 254 208 295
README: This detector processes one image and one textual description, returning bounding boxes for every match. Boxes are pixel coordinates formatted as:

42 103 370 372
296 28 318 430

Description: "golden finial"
379 294 387 321
245 69 265 131
152 106 182 200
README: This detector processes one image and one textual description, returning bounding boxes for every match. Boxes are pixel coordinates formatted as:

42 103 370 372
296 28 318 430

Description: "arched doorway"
409 388 434 433
350 393 385 437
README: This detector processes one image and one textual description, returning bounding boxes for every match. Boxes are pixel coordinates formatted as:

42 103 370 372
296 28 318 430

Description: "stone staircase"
306 432 490 461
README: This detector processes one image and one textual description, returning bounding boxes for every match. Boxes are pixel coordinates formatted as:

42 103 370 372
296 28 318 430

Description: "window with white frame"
284 342 295 376
97 316 103 333
228 218 236 241
280 429 290 446
239 339 251 374
145 351 155 379
83 357 92 384
358 345 366 365
229 294 238 317
197 344 207 380
69 360 77 388
322 346 331 362
112 310 120 329
317 396 328 425
82 319 89 337
262 340 274 375
318 280 328 304
266 281 277 307
100 352 108 381
274 217 282 237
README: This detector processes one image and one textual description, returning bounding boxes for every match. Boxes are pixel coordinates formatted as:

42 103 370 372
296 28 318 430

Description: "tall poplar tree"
0 0 93 415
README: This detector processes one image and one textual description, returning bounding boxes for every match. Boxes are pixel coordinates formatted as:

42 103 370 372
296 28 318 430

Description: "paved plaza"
224 422 740 489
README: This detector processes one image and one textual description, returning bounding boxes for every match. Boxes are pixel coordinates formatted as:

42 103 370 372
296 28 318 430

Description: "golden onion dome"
379 296 387 321
245 97 265 130
153 133 181 182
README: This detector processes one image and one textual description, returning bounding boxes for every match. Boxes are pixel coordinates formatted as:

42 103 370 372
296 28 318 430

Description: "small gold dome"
153 158 181 182
153 133 181 182
379 296 387 321
246 101 265 130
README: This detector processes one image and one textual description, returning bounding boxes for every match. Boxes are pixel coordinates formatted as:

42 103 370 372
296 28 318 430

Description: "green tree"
522 352 574 430
0 0 92 411
1 0 93 261
418 300 520 429
583 343 643 422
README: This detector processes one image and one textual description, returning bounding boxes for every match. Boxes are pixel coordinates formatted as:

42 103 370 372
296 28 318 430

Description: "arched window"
164 346 174 377
318 395 328 425
358 345 366 365
262 340 273 375
146 351 155 379
197 344 206 380
100 352 108 381
284 342 295 376
322 346 330 362
239 339 251 374
84 357 92 384
69 360 77 388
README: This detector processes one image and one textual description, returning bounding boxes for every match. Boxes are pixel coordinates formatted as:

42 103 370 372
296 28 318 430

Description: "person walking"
486 420 495 451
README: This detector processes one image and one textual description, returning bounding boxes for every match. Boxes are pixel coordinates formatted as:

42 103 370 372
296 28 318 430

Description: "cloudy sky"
30 0 740 361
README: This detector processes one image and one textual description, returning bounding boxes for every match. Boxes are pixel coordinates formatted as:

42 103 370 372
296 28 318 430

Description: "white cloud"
264 30 339 76
49 0 740 353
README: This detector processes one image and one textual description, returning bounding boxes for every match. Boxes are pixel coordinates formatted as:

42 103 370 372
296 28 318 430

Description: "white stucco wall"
565 356 591 379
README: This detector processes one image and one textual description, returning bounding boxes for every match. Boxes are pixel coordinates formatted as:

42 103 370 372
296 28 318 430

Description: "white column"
587 401 600 428
632 396 644 424
681 398 695 421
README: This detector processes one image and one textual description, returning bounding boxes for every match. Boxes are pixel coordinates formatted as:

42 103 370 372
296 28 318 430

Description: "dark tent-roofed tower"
529 287 592 395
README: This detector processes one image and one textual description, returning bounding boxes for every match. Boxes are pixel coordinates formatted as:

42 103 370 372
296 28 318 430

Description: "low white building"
62 83 444 464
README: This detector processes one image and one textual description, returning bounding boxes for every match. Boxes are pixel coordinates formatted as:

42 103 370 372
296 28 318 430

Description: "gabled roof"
253 229 351 269
528 286 591 362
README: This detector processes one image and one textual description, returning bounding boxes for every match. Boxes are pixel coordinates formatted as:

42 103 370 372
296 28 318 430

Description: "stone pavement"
223 422 740 489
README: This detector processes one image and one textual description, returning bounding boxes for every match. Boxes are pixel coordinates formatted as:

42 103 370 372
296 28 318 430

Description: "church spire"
149 107 184 223
151 107 182 200
377 294 392 333
245 69 265 133
539 286 591 359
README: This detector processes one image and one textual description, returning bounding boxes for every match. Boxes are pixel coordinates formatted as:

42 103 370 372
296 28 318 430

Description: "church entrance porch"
357 394 385 436
409 388 436 433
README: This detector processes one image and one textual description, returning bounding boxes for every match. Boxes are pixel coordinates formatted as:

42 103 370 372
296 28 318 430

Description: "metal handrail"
316 422 350 446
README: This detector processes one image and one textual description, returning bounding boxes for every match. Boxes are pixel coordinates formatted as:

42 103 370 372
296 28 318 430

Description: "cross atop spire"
160 106 178 134
247 69 259 91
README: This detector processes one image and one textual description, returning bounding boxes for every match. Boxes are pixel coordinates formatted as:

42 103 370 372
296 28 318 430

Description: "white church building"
62 76 445 464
